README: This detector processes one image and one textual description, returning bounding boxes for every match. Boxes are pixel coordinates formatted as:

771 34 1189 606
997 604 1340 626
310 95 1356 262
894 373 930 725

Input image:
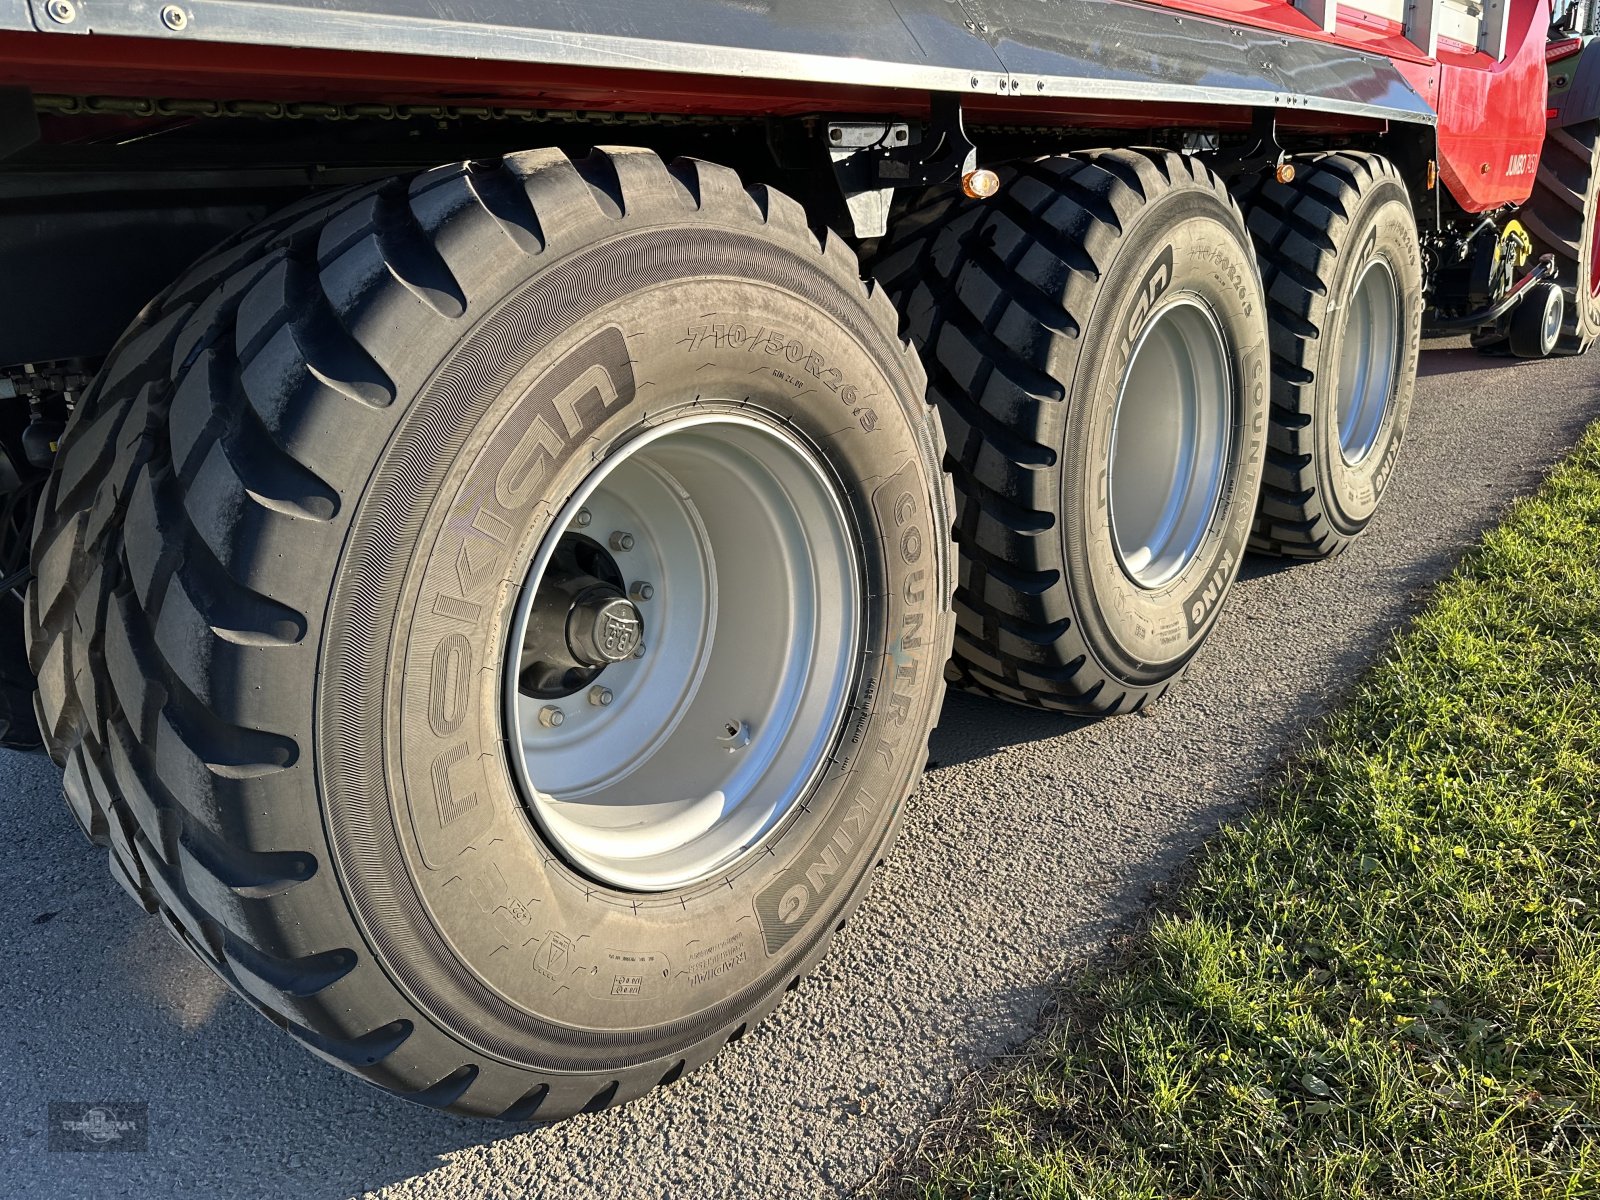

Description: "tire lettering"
1115 245 1176 375
411 324 636 865
900 526 922 564
777 884 809 924
1358 224 1380 266
432 591 481 624
494 413 565 509
552 362 623 439
764 796 871 932
470 507 511 544
494 327 632 506
685 323 867 417
454 538 498 604
900 609 925 653
431 742 478 829
429 632 472 736
1184 546 1237 633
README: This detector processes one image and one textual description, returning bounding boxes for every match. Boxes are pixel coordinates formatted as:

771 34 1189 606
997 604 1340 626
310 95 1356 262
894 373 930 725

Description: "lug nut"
609 530 635 552
588 686 613 707
629 581 654 602
573 507 592 528
538 705 565 728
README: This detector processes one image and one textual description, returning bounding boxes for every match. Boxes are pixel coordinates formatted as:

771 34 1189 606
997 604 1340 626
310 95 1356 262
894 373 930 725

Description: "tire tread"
30 149 951 1121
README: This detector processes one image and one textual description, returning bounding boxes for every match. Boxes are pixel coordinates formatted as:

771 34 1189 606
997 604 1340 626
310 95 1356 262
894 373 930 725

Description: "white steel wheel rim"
1107 296 1233 590
1336 258 1401 465
503 413 862 892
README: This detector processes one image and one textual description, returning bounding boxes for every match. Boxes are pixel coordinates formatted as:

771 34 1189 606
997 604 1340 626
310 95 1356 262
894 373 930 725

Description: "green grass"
896 424 1600 1200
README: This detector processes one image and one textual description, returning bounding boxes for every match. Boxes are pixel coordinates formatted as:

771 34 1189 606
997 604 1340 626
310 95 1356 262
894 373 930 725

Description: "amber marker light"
962 168 1001 199
1274 161 1297 184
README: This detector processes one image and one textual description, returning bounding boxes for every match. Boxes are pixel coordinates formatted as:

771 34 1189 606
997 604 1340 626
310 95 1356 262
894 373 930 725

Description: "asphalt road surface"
5 337 1599 1200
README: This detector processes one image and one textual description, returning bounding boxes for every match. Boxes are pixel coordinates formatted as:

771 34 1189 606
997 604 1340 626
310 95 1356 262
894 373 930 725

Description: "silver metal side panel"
0 0 1437 125
965 0 1435 120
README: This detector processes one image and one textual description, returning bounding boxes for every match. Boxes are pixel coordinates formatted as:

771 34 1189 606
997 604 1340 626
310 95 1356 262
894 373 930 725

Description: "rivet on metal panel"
160 3 187 30
44 0 76 24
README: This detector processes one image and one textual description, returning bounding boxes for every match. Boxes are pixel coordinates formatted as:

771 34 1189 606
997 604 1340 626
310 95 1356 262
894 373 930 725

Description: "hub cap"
1336 259 1400 465
504 413 861 892
1108 296 1233 590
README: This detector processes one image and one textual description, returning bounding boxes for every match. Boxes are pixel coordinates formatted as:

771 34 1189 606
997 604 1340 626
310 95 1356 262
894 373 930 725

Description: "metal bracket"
1430 253 1556 329
825 93 978 238
1479 0 1510 60
1204 109 1289 180
1294 0 1339 33
1404 0 1439 59
0 89 39 163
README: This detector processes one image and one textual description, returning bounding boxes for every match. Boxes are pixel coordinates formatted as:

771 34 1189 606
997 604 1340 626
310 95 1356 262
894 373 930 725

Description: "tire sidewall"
1060 188 1268 685
1312 182 1422 536
317 224 948 1073
1576 133 1600 341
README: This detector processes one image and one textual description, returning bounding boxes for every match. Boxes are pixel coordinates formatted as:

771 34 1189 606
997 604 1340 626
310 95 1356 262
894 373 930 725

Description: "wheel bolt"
629 581 654 602
609 530 635 552
588 686 613 707
538 705 565 728
574 507 593 528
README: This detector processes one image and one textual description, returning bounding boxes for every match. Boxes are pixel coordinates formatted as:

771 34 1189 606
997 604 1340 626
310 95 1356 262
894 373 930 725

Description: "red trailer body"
0 0 1563 212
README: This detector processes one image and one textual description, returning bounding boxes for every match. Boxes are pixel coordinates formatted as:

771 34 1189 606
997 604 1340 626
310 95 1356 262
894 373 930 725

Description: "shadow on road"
2 748 502 1197
927 691 1088 770
1415 343 1537 377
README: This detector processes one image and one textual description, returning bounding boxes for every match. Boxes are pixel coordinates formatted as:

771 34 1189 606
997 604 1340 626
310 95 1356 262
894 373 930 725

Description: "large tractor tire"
1235 152 1423 559
1520 119 1600 355
28 147 954 1119
875 150 1269 714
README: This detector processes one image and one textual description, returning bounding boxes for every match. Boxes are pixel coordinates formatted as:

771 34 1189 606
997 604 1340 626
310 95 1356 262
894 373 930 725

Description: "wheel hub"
1335 258 1400 465
516 534 638 698
1107 295 1233 590
503 413 862 893
571 592 644 664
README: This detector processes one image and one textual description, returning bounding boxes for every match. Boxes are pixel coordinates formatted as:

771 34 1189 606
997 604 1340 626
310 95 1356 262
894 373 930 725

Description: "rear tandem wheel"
876 149 1270 714
1235 152 1423 559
